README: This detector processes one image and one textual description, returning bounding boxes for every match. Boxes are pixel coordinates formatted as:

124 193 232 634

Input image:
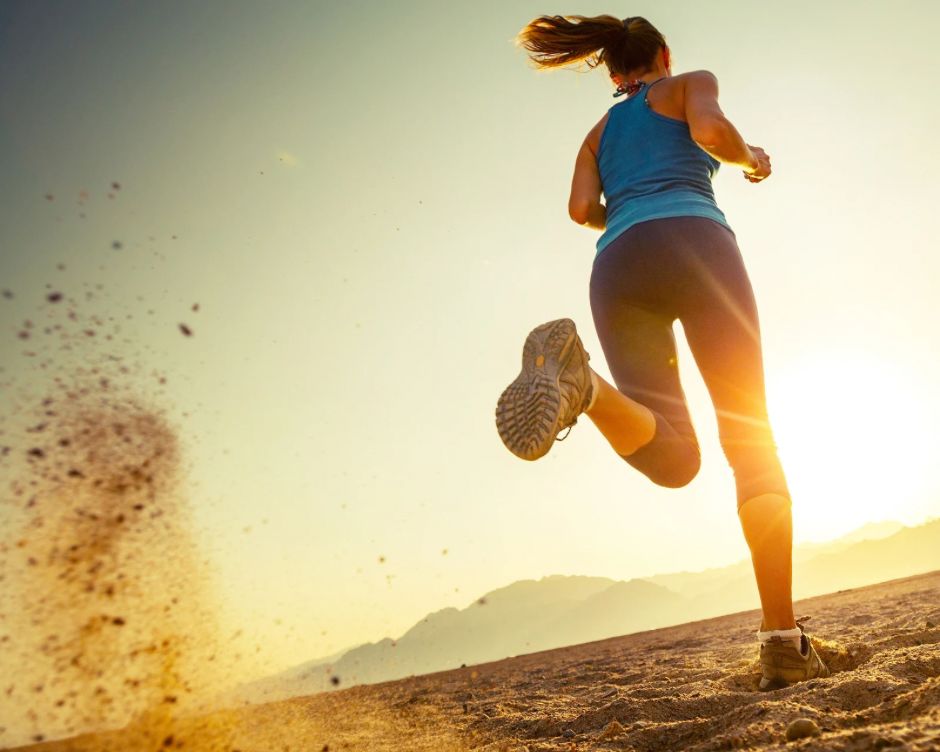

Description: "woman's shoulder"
647 71 719 118
675 69 718 82
671 70 720 95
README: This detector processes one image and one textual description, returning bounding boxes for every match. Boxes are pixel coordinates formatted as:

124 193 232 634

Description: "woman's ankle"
586 369 600 411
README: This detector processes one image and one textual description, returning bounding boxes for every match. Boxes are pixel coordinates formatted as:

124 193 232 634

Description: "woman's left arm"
568 118 607 230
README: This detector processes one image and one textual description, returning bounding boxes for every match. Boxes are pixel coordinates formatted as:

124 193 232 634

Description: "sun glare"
768 352 933 543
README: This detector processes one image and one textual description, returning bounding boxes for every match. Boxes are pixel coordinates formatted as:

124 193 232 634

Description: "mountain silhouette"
227 517 939 706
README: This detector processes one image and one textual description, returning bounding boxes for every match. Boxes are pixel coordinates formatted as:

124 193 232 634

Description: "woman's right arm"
683 70 771 182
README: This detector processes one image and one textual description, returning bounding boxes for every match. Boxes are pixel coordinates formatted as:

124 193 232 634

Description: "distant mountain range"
226 517 938 706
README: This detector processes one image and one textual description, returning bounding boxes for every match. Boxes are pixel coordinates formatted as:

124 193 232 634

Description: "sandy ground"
9 568 940 752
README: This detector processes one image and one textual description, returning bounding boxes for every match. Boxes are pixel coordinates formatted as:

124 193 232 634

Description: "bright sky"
2 0 939 681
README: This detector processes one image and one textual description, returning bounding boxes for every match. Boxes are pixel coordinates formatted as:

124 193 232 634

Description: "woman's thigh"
589 227 697 444
677 228 771 445
590 298 697 442
676 224 789 502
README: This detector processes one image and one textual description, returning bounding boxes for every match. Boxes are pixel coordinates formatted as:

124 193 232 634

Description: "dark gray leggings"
589 216 789 509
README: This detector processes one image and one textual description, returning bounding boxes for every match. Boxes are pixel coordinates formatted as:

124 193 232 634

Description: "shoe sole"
495 318 585 461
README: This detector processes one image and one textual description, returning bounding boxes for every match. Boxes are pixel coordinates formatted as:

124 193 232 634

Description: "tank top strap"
642 77 668 106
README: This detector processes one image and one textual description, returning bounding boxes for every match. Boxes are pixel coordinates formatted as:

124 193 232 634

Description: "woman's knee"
619 412 701 488
722 441 789 505
623 441 701 488
653 450 701 488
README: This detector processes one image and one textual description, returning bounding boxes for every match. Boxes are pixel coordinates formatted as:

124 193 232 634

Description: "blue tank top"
595 78 732 257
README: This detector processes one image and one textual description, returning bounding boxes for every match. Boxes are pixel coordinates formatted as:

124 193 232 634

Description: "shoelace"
554 379 592 442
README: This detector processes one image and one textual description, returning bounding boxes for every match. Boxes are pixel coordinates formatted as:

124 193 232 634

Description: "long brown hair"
516 14 666 76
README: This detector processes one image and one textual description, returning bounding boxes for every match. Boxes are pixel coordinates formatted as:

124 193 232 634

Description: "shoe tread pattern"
495 319 588 461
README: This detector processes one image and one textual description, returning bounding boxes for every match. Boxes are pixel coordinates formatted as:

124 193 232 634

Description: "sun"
767 350 933 543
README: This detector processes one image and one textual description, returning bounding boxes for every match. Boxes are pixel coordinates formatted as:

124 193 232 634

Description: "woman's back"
595 76 730 257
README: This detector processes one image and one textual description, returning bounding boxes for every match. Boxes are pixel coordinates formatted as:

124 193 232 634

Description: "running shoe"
495 318 593 461
758 617 830 691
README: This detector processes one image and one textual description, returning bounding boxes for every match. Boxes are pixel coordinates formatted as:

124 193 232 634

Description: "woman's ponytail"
516 14 666 76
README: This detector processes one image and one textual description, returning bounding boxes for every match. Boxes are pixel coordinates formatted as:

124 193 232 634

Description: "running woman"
495 14 829 691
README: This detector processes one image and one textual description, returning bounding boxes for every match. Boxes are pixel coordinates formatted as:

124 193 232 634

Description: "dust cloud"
0 281 237 750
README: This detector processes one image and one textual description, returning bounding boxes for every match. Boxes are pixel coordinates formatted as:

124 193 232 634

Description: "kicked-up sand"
0 283 235 751
8 568 940 751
